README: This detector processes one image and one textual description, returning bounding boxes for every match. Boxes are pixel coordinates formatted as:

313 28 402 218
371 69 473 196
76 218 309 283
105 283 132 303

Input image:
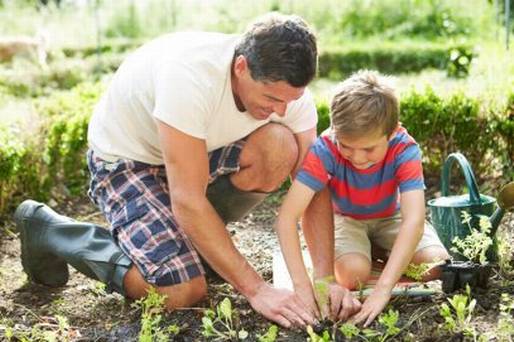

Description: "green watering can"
428 152 514 262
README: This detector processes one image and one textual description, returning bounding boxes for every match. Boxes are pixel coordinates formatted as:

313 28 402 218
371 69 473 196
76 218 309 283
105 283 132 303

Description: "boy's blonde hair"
330 70 398 138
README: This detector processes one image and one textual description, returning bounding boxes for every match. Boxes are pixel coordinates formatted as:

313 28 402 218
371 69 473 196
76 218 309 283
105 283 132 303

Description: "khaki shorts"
334 212 445 261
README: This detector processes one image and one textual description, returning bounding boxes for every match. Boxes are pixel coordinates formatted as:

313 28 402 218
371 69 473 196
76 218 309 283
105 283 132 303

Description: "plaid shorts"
86 141 245 286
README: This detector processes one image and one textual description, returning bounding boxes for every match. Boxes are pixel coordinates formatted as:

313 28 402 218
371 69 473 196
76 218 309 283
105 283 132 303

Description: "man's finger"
273 314 293 328
283 306 309 327
293 296 318 323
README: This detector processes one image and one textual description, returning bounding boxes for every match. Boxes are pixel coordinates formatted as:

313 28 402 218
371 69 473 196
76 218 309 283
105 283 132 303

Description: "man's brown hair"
235 13 317 88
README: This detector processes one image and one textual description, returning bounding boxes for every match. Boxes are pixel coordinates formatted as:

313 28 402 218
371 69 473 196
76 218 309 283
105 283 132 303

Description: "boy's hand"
327 282 361 321
314 277 361 321
349 287 391 327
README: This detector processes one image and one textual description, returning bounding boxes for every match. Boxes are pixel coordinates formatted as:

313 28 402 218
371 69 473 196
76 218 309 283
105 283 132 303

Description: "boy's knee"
334 253 371 290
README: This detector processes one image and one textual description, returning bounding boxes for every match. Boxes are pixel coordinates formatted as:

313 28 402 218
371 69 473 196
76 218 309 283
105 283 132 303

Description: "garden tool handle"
441 152 481 205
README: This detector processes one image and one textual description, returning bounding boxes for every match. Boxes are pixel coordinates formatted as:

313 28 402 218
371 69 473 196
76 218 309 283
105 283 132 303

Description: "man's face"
232 56 305 120
336 130 391 170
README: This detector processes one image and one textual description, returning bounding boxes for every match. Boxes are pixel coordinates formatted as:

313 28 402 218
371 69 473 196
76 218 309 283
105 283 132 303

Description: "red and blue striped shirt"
296 126 425 219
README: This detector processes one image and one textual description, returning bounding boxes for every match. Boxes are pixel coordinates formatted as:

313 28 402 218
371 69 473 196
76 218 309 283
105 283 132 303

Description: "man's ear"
233 55 248 77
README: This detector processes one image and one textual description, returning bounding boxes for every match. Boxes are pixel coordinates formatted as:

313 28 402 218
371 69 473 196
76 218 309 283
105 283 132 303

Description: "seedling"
451 211 493 265
134 288 179 342
497 293 514 341
404 259 443 281
257 324 278 342
201 297 248 340
439 285 476 337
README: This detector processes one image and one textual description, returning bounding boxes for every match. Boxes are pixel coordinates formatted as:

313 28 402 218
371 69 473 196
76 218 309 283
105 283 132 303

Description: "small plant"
257 324 278 342
497 293 514 341
404 259 443 281
134 288 179 342
313 276 333 319
439 285 476 337
338 323 360 339
306 325 331 342
451 211 493 265
201 297 248 340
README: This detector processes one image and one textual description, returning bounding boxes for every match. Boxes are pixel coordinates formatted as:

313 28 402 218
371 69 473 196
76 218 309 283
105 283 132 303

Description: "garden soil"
1 192 513 341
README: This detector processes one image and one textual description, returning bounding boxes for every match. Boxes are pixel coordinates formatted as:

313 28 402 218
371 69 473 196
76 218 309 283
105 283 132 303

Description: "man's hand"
248 283 316 328
349 286 391 327
294 282 321 320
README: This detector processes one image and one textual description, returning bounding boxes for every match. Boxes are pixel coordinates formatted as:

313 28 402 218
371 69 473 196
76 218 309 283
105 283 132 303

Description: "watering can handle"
441 152 482 205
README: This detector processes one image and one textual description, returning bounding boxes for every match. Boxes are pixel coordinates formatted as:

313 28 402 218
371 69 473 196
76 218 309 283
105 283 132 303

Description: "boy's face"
336 130 391 169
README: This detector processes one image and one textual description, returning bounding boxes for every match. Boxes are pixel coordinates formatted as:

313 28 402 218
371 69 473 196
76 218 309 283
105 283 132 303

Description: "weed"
201 297 248 340
439 285 476 337
451 211 493 265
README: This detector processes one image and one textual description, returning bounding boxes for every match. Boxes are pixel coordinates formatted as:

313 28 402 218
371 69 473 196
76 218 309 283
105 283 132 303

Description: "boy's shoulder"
388 125 419 152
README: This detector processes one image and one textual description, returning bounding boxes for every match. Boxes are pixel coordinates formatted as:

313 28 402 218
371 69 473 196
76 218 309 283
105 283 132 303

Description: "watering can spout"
490 181 514 235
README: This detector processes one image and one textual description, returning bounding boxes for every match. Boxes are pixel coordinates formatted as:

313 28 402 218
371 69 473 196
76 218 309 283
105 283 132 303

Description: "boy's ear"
387 124 400 141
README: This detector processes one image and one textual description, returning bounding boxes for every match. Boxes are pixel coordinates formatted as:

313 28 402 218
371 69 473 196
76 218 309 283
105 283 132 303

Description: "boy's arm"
302 187 361 320
351 189 425 326
275 180 319 315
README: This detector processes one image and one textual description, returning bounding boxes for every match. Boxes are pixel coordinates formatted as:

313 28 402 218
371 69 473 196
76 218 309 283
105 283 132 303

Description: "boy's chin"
352 162 375 169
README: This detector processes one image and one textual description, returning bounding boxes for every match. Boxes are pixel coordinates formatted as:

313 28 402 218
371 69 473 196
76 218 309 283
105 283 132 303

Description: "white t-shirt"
88 32 318 165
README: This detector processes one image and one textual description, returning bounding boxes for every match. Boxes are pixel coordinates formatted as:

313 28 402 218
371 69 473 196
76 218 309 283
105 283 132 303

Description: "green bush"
38 82 103 195
319 42 474 79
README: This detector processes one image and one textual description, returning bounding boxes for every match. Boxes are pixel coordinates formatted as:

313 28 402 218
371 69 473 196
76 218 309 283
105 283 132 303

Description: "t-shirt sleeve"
272 88 318 133
394 143 425 192
295 137 335 192
152 62 210 139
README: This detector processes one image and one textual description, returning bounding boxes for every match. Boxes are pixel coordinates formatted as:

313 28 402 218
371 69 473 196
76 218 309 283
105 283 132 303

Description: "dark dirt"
1 192 513 341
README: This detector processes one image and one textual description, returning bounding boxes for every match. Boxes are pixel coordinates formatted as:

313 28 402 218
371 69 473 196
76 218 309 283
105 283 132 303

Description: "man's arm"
351 189 425 326
157 120 314 327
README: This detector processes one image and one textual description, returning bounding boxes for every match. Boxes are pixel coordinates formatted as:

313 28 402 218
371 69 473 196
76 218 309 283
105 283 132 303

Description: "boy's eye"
364 147 375 152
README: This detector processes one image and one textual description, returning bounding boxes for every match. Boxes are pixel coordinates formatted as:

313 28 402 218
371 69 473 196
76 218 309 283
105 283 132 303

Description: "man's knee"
123 266 208 309
334 253 371 290
235 123 298 192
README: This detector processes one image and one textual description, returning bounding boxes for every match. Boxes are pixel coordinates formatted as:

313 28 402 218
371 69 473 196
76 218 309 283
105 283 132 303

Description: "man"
14 13 358 328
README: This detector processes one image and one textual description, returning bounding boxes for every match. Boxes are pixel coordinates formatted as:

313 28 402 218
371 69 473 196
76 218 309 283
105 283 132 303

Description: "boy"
275 70 449 325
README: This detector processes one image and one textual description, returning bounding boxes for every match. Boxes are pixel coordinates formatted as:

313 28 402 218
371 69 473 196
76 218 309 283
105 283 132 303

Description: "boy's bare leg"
334 253 372 290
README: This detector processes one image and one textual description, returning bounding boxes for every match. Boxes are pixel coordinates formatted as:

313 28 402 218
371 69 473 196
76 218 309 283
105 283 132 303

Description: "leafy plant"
497 293 514 341
255 324 278 342
201 298 248 341
306 325 331 342
134 288 179 342
439 285 476 337
451 211 493 265
313 276 332 319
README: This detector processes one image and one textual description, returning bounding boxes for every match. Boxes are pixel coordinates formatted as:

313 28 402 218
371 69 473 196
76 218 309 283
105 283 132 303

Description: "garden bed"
1 193 513 341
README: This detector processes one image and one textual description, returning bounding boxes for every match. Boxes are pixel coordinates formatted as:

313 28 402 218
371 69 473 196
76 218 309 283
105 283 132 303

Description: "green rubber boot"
206 175 268 224
14 200 131 295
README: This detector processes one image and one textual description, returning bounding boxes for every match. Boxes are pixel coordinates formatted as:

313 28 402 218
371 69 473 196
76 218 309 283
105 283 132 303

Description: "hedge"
0 84 512 218
319 41 473 79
